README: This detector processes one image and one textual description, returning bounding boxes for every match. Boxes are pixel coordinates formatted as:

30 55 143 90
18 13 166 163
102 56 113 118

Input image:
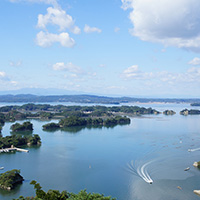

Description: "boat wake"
188 147 200 152
126 160 153 184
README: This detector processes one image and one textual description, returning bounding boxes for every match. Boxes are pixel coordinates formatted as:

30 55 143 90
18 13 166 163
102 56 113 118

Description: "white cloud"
121 0 132 10
36 31 75 47
0 72 16 84
52 62 83 74
122 65 152 79
121 0 200 51
0 72 6 78
37 7 80 34
10 81 18 86
188 57 200 65
10 0 80 47
122 65 200 84
84 25 102 33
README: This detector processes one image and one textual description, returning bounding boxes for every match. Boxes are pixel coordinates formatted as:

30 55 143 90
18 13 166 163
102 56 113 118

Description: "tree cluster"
163 110 176 115
43 116 130 130
0 169 24 190
0 134 41 149
180 109 200 115
14 181 116 200
11 122 33 132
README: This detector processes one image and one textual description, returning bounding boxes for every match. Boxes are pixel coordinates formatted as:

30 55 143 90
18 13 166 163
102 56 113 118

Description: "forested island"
163 110 176 115
0 134 41 149
0 104 160 130
11 121 33 132
13 181 115 200
180 109 200 115
0 169 24 190
43 116 131 130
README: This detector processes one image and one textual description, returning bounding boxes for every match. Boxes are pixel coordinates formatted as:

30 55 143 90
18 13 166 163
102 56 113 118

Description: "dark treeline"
0 103 160 114
163 110 176 115
0 94 200 104
0 104 160 128
180 109 200 115
191 103 200 106
0 134 41 149
13 180 116 200
43 116 131 130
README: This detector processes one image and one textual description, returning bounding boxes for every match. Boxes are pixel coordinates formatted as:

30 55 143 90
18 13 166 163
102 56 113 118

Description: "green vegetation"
3 111 26 122
0 169 24 190
11 121 33 132
180 109 200 115
43 116 131 130
14 180 115 200
59 116 87 127
0 104 160 133
42 122 60 130
0 134 41 149
197 161 200 168
0 104 160 122
163 110 176 115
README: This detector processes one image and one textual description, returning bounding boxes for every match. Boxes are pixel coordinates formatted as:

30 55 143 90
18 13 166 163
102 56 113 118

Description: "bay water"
0 103 200 200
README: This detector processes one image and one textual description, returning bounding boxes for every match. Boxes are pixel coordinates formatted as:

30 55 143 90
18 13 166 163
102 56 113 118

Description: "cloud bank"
122 65 200 84
122 0 200 51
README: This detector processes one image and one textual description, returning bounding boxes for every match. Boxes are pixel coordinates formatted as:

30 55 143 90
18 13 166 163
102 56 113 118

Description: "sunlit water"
0 103 200 199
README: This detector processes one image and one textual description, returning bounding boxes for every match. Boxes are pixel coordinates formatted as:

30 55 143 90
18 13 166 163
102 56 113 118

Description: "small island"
180 109 200 115
11 121 33 132
0 169 24 190
163 110 176 115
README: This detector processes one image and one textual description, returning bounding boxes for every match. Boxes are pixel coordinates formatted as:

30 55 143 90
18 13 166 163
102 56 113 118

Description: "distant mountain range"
0 94 199 104
0 88 84 96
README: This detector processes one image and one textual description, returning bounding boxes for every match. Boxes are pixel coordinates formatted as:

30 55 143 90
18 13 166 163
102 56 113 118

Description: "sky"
1 0 200 98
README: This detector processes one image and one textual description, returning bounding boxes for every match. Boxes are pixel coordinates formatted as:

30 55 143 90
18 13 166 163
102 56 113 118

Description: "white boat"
184 167 190 171
0 167 4 170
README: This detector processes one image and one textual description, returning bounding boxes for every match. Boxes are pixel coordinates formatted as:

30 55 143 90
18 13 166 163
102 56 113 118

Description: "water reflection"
0 105 200 200
0 182 23 197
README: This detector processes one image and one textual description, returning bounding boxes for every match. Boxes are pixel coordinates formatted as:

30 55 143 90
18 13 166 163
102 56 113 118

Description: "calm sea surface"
0 103 200 200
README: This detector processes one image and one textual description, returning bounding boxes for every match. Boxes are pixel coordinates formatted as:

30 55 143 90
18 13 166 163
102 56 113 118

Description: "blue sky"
1 0 200 97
